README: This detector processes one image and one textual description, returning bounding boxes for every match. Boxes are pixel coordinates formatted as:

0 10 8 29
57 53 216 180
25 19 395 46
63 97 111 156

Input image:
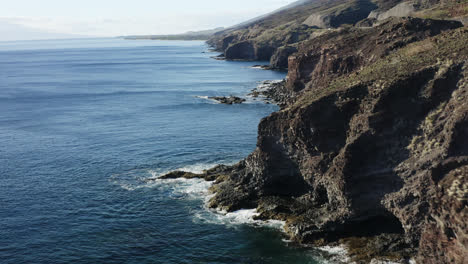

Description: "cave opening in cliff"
342 214 405 237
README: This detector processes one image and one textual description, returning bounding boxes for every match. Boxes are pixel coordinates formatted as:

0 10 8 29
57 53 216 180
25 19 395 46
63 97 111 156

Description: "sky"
0 0 298 41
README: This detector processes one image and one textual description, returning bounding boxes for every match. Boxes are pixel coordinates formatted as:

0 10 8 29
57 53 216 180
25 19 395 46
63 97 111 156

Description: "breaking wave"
110 163 285 230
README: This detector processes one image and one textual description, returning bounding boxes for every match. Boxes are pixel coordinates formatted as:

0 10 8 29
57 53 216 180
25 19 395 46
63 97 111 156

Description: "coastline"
155 165 356 263
156 56 414 263
159 15 468 264
2 38 302 264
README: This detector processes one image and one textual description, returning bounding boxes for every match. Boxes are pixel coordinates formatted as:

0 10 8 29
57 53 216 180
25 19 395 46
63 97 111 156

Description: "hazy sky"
0 0 298 41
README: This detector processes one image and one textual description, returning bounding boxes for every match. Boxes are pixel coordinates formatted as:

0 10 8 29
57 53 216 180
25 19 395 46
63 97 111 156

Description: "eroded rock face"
204 23 468 262
270 45 298 69
417 164 468 263
224 41 276 61
224 41 256 60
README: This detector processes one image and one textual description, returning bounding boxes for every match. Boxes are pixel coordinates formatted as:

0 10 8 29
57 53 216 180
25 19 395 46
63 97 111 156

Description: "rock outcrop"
249 80 292 106
208 96 246 104
270 45 298 69
224 41 256 60
303 0 378 28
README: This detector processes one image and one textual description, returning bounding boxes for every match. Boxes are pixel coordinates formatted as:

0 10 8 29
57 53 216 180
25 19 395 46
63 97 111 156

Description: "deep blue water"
0 38 332 264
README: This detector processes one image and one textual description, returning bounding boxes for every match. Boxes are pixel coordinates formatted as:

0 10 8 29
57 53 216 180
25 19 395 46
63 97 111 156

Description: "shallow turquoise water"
0 38 332 264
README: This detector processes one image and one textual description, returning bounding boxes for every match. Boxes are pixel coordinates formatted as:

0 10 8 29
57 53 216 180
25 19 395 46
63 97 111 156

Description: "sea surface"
0 38 340 264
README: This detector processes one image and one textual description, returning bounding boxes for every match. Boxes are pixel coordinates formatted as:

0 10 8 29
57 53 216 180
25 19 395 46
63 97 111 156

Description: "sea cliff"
165 1 468 263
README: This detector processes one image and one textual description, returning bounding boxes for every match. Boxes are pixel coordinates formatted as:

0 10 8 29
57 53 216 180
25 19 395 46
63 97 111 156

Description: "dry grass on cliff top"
414 1 468 20
293 27 468 109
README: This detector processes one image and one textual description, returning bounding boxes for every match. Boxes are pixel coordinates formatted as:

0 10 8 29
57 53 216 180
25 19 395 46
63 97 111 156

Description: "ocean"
0 38 339 264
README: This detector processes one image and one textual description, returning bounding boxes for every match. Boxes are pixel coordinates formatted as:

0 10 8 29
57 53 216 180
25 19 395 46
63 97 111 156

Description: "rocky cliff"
165 1 467 263
208 0 467 69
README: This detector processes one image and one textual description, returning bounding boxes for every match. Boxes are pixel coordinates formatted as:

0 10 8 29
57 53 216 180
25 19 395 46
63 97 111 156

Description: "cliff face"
194 15 468 262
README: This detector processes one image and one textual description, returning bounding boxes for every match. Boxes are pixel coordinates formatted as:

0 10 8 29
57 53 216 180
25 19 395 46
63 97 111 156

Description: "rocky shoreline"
195 80 291 106
163 1 467 263
248 80 292 107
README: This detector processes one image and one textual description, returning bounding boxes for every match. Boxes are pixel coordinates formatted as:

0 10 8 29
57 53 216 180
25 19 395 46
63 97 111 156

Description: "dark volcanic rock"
159 165 232 182
224 41 277 61
270 45 298 69
209 96 246 104
159 171 199 180
225 41 256 60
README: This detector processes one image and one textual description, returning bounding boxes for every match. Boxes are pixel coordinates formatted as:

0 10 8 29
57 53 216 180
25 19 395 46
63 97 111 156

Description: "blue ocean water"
0 38 334 264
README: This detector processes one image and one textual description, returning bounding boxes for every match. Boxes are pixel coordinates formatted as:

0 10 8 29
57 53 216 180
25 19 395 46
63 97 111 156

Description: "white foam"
317 246 411 264
222 209 259 224
175 163 218 174
319 245 348 255
370 260 405 264
194 95 220 104
251 66 266 69
142 170 214 200
254 80 284 92
111 163 286 233
317 245 354 264
110 170 214 196
109 162 220 192
193 207 286 230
